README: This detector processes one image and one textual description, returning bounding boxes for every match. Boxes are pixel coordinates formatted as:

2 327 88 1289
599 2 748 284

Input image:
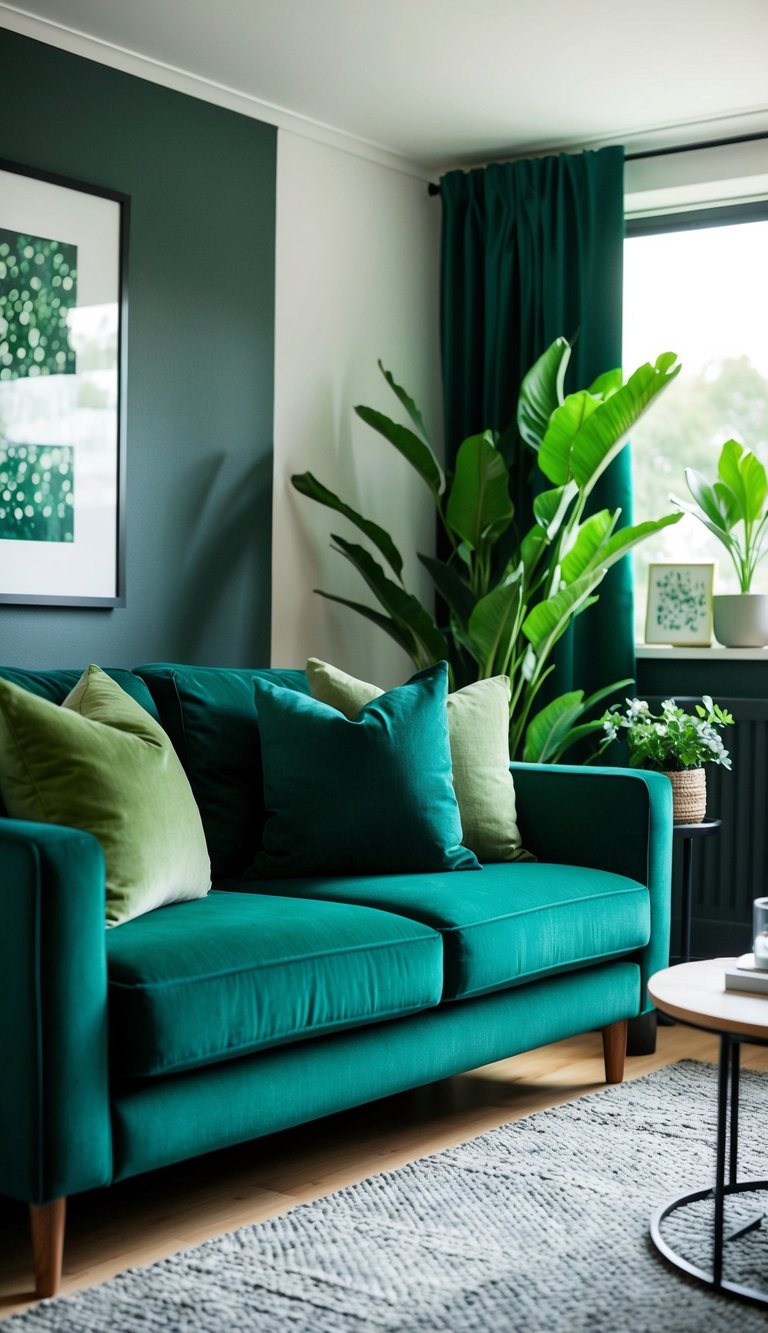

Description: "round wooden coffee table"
648 958 768 1308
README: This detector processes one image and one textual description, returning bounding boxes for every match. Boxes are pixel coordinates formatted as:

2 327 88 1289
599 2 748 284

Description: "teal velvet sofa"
0 664 673 1299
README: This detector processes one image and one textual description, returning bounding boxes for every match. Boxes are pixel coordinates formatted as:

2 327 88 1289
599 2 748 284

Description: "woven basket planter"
664 767 706 824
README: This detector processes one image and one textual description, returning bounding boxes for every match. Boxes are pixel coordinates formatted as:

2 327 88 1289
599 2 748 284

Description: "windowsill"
636 645 768 660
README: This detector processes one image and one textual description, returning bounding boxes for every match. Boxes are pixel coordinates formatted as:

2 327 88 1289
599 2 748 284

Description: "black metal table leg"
680 837 693 964
650 1030 768 1307
729 1040 740 1187
713 1035 730 1287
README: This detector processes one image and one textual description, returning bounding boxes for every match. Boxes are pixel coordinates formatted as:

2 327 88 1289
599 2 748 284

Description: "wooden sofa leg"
601 1020 627 1084
29 1198 66 1299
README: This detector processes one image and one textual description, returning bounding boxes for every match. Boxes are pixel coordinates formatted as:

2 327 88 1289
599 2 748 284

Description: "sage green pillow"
251 661 480 878
307 658 527 863
0 665 211 926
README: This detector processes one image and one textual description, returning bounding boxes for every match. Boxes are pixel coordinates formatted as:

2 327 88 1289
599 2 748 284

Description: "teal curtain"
440 146 632 702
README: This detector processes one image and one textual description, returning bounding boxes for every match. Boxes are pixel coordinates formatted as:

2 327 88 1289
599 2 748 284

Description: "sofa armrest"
0 820 112 1204
510 763 673 1015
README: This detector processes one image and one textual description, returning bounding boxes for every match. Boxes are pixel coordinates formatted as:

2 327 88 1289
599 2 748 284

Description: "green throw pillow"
307 657 527 863
250 661 480 878
0 664 211 926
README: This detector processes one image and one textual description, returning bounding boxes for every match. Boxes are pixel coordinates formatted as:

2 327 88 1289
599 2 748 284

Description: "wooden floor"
2 1023 767 1321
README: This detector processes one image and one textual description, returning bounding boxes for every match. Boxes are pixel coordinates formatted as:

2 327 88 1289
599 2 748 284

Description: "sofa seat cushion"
106 890 443 1078
224 863 650 1002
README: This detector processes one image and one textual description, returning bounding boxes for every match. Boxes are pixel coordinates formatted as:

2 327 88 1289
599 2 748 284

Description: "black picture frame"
0 156 129 606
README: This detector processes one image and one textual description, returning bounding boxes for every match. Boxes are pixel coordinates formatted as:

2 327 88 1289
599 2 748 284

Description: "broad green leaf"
517 337 571 452
580 677 635 713
418 553 476 628
522 682 634 767
560 511 616 583
456 541 473 571
523 691 585 763
538 391 602 485
532 481 578 538
586 368 623 399
520 525 549 591
331 534 449 663
684 467 736 532
594 512 683 572
292 472 404 577
522 570 605 656
713 481 743 529
377 361 430 443
548 717 611 761
466 567 524 675
354 405 445 496
445 433 514 551
563 511 683 584
569 354 681 494
523 682 632 764
718 438 767 522
314 591 419 661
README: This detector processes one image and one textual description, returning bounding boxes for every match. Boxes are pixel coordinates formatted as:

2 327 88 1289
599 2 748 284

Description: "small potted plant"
598 695 734 823
672 439 768 646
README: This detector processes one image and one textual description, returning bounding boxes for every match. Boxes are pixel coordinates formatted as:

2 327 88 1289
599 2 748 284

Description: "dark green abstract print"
0 229 77 381
0 444 74 541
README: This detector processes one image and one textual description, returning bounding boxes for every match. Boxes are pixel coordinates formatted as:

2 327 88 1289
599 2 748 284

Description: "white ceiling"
3 0 768 171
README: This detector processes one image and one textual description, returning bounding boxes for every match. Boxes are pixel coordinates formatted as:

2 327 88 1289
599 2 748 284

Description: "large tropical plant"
292 337 682 761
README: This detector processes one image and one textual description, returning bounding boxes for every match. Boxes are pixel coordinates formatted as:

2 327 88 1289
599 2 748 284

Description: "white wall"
272 131 442 687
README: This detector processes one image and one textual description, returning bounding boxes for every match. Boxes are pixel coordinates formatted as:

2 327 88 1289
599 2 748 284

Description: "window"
622 207 768 642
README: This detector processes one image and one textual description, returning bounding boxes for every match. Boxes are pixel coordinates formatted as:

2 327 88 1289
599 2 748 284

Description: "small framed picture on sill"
645 563 715 646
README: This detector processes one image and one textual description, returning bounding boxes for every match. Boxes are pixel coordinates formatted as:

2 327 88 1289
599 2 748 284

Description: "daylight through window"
623 215 768 642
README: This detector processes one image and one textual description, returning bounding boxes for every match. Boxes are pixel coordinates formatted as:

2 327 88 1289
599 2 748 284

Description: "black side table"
672 819 722 964
629 817 722 1054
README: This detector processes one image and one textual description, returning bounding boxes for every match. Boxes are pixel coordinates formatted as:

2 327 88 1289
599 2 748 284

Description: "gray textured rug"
8 1061 768 1331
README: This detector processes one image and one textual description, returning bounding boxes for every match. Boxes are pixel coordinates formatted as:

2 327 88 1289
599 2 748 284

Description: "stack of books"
724 953 768 995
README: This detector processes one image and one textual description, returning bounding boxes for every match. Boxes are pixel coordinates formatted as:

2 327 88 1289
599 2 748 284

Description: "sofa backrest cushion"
134 664 310 879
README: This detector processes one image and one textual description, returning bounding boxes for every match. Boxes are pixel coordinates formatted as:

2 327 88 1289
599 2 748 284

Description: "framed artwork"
0 157 129 606
645 563 715 646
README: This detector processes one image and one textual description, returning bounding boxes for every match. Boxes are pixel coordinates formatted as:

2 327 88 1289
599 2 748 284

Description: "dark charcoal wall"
0 29 276 668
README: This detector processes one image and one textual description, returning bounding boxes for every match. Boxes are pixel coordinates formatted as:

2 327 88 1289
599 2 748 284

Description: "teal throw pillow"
250 661 480 878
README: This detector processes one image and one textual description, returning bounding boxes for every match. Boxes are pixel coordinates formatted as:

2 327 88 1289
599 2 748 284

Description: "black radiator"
648 696 768 958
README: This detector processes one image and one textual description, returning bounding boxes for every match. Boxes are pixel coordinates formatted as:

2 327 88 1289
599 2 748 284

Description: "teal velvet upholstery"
0 819 111 1205
0 663 673 1218
134 665 310 878
0 667 159 716
232 863 649 1001
111 960 640 1181
106 891 443 1077
250 663 479 878
509 764 673 1015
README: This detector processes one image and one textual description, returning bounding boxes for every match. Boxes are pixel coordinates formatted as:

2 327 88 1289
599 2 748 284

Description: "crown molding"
0 3 436 183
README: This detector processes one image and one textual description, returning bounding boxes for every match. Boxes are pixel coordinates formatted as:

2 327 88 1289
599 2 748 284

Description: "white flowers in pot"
598 695 734 823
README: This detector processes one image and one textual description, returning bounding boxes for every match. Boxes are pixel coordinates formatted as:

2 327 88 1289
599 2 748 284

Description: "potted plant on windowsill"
597 695 734 822
671 439 768 647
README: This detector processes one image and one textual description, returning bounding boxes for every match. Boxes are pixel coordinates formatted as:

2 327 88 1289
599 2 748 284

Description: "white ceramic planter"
712 593 768 647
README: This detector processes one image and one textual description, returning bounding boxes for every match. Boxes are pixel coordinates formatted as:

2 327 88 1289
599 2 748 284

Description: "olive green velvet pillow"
251 661 480 878
307 657 527 863
0 665 211 926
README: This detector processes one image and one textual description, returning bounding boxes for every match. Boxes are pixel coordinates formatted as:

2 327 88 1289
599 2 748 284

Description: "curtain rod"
427 129 768 194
